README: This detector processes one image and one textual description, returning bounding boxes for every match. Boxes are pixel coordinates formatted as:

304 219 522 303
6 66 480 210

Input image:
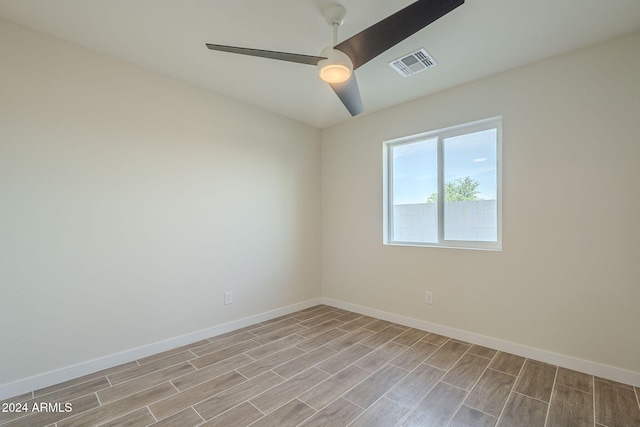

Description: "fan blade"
329 74 363 116
206 44 326 66
334 0 464 70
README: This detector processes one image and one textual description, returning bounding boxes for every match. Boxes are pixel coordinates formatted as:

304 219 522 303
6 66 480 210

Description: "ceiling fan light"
319 63 351 83
318 47 353 83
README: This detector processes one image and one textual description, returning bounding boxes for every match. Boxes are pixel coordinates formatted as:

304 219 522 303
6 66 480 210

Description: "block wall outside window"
383 117 502 250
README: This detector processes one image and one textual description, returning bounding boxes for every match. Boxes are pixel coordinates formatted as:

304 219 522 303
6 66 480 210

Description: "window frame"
383 117 502 251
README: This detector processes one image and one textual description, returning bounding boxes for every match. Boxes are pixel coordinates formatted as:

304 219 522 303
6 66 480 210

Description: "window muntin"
384 118 502 250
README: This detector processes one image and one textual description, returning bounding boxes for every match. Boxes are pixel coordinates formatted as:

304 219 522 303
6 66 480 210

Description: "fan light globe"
318 47 353 83
319 64 351 83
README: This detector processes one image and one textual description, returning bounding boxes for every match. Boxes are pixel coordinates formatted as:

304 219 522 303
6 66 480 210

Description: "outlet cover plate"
425 291 433 305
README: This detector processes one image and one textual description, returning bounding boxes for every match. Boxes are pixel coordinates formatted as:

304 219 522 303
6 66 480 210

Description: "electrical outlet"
425 291 433 305
224 291 232 305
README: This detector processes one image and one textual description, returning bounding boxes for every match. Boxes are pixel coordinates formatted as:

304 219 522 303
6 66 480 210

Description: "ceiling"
1 0 639 129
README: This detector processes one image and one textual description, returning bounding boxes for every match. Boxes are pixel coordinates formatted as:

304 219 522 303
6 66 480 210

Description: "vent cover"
389 48 438 77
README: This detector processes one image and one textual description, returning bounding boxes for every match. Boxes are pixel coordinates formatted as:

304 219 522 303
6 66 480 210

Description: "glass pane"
391 138 438 243
443 129 498 242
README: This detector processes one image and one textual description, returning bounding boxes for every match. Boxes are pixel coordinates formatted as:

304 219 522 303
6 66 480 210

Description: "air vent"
389 48 438 77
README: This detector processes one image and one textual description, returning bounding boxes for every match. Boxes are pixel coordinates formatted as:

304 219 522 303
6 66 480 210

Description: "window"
383 117 502 250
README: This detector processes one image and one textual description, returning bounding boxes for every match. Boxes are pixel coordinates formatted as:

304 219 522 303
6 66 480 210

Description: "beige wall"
321 31 640 374
0 19 321 384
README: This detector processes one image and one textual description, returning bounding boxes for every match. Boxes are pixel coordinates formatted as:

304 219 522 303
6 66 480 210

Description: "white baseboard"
321 297 640 388
0 298 323 400
3 296 638 400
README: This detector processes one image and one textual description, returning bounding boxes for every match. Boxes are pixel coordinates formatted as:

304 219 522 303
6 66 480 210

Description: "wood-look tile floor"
2 305 640 427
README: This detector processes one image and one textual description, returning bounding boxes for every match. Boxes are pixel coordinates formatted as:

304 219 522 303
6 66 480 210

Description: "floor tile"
297 320 345 339
193 371 283 421
190 332 256 357
107 352 194 386
190 340 260 369
467 344 498 359
245 334 305 359
442 353 491 391
393 328 429 347
349 397 410 427
32 361 138 398
353 340 408 372
8 377 108 413
6 306 638 427
316 343 373 374
0 393 100 427
389 340 438 371
422 333 449 346
496 392 547 427
333 311 363 323
324 328 373 352
362 319 394 332
0 392 32 405
595 377 635 390
236 346 305 378
136 339 208 364
513 360 556 402
248 317 300 335
424 339 470 370
98 407 155 427
58 382 176 427
149 371 246 420
298 397 363 427
251 323 308 345
489 352 525 376
271 346 336 378
594 379 640 427
249 399 316 427
98 362 194 403
449 405 497 427
171 353 252 391
386 363 446 407
295 328 346 351
555 367 593 393
291 305 333 320
150 407 204 427
360 325 407 348
464 368 516 417
299 312 341 328
402 381 467 426
343 363 408 409
298 365 370 410
338 315 378 332
250 368 329 414
547 384 593 427
199 402 262 427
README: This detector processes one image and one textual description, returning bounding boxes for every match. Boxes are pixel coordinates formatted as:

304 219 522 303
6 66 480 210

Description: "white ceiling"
1 0 639 129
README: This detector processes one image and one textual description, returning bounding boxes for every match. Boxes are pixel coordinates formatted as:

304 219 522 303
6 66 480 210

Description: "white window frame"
383 117 502 251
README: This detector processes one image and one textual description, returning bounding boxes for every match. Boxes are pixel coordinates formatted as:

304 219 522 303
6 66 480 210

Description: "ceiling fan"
206 0 464 117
